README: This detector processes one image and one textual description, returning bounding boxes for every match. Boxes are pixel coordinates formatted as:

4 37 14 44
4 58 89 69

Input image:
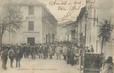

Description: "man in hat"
8 48 15 68
1 48 8 70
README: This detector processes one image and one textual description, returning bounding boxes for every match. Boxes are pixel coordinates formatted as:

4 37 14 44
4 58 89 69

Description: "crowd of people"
0 42 80 70
0 42 113 73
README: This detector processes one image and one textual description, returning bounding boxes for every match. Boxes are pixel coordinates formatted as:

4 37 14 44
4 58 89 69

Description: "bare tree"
98 19 113 53
0 3 23 47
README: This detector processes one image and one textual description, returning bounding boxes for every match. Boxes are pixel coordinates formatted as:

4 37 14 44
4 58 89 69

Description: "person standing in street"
55 45 62 60
48 45 53 59
69 46 75 66
8 48 15 68
67 45 71 64
103 56 113 73
90 45 94 52
15 46 23 68
43 44 49 59
85 46 90 52
1 48 8 70
62 44 67 61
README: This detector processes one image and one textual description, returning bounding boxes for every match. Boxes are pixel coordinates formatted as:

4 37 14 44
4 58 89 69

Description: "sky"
38 0 86 23
0 0 86 23
38 0 114 23
0 0 114 23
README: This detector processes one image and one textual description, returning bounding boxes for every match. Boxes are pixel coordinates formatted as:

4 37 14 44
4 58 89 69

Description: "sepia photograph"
0 0 114 73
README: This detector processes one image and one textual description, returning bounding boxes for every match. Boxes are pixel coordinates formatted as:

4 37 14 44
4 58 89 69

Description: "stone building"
76 0 114 59
2 0 57 45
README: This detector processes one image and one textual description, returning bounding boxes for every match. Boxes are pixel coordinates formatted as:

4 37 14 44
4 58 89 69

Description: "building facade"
57 21 77 43
76 0 114 59
62 22 77 43
2 1 57 45
57 24 67 42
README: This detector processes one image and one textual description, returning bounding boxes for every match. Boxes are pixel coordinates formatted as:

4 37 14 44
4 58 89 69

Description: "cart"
83 52 102 73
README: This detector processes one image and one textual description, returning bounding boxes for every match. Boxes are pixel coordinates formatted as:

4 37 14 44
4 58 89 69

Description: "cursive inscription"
49 0 67 6
62 5 81 20
49 0 96 21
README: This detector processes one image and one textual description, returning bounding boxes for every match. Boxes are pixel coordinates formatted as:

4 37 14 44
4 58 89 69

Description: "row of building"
1 0 114 60
57 0 114 59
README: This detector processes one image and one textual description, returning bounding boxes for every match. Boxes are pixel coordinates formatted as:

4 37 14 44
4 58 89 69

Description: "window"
28 21 34 30
28 6 34 15
46 34 48 43
52 34 55 42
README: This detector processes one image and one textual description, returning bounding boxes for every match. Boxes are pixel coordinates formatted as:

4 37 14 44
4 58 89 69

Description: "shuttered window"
28 6 34 15
28 21 34 30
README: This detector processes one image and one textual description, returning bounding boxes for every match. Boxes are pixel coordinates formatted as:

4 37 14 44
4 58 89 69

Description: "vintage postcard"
0 0 114 73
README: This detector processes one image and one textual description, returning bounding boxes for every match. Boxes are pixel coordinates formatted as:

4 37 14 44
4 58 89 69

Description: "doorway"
27 37 35 45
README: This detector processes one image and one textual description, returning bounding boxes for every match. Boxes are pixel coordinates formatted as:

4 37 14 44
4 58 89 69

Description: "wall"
42 8 57 43
2 5 43 44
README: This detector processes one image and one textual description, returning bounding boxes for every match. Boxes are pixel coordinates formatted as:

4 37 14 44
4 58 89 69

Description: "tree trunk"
0 32 2 49
101 37 104 53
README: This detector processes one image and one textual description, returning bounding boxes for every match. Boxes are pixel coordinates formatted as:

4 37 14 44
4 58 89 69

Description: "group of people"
85 45 94 52
0 45 23 70
0 42 113 73
0 42 80 70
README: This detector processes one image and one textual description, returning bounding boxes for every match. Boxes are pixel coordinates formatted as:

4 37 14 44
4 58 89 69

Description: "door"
27 37 35 45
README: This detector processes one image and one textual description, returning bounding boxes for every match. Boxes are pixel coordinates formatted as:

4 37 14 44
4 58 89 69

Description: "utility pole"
82 0 88 73
85 0 88 48
79 1 88 73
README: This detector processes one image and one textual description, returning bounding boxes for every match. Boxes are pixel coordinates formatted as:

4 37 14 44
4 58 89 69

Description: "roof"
43 7 57 23
76 7 86 22
62 21 77 28
58 7 86 28
59 21 74 27
0 0 57 23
